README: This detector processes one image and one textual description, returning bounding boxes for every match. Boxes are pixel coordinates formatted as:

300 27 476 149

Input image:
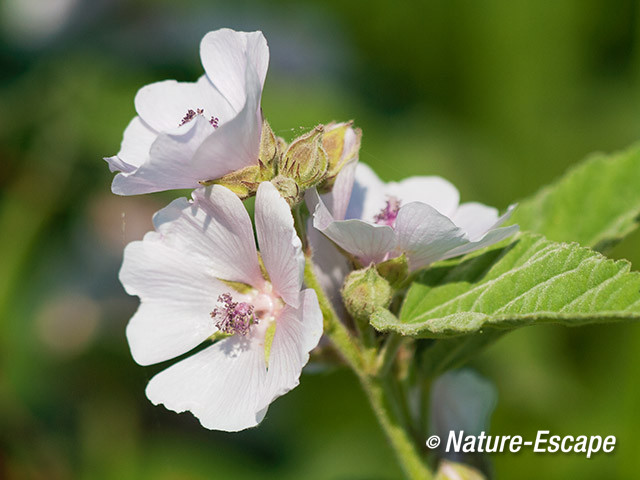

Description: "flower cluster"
107 28 517 432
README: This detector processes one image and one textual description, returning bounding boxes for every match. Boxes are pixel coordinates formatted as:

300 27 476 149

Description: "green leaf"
510 143 640 251
372 233 640 338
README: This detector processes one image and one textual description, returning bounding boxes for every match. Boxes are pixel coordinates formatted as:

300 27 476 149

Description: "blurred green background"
2 0 640 478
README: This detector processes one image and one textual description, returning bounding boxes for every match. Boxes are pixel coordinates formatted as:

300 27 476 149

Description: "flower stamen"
211 293 256 336
178 108 220 128
373 196 401 227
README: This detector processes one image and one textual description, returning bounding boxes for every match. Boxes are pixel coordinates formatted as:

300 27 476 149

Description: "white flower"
307 152 358 312
120 182 323 431
106 28 269 195
308 163 518 271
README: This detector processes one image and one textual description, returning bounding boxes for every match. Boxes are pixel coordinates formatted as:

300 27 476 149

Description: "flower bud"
341 265 393 324
258 120 279 168
276 136 288 155
270 175 301 207
318 121 362 192
278 125 328 190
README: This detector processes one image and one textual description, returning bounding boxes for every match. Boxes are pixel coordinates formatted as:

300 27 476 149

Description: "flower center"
211 293 256 336
179 108 220 128
373 196 401 227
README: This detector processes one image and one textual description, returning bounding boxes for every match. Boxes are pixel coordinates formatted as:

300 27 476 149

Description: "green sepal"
376 254 409 288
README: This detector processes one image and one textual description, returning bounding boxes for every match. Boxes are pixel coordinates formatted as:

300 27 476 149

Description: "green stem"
293 202 309 251
363 374 431 480
304 253 432 480
378 333 403 377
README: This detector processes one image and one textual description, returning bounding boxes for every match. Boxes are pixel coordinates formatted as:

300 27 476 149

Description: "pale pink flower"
106 28 269 195
120 182 322 431
308 163 518 271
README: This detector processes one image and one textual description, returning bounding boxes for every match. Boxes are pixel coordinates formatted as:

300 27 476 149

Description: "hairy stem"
304 253 432 480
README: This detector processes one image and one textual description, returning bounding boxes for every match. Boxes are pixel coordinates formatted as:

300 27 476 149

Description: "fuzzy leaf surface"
371 233 640 338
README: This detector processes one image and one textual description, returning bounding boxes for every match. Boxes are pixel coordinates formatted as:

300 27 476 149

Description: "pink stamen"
178 108 220 128
211 293 256 336
373 196 401 227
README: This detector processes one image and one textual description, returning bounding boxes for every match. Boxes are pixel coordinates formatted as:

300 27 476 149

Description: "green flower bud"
258 120 278 167
341 265 393 324
270 175 301 207
318 121 362 193
276 136 288 155
278 125 328 190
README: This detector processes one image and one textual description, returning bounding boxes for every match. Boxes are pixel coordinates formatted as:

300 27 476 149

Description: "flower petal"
344 162 386 221
310 188 396 265
200 29 269 113
111 115 216 195
452 202 500 241
134 76 235 134
121 235 230 366
307 225 350 314
345 164 461 221
190 63 263 182
145 332 268 432
441 224 519 260
385 176 460 217
106 116 156 175
258 289 323 411
395 202 468 271
327 159 358 221
255 182 304 308
182 185 264 288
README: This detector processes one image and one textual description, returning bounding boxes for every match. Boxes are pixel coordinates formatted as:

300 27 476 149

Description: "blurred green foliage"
1 0 640 478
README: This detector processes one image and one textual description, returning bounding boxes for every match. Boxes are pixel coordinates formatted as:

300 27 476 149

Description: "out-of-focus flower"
120 182 322 431
430 369 496 473
2 0 79 47
308 163 518 271
106 28 270 195
430 370 497 443
35 293 100 357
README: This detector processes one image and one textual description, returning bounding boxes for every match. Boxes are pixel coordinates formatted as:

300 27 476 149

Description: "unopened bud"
270 175 301 207
276 136 288 155
278 125 328 190
258 120 278 167
318 121 362 192
341 265 392 324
